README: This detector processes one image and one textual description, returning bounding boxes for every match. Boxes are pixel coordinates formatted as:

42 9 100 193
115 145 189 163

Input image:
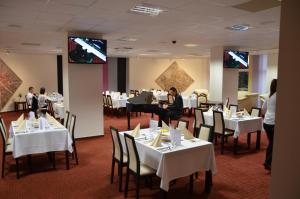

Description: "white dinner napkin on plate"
243 108 250 117
15 120 26 133
162 121 169 132
131 123 140 138
15 113 24 126
150 132 162 147
183 128 194 140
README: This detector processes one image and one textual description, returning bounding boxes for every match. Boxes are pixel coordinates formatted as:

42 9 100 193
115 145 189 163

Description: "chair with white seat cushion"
0 117 19 178
198 124 214 143
176 119 189 131
124 133 155 199
247 107 262 149
110 126 128 192
194 108 205 137
213 111 234 154
229 104 238 113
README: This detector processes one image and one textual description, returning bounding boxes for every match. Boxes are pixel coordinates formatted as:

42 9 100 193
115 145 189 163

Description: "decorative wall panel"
155 61 194 92
0 58 22 110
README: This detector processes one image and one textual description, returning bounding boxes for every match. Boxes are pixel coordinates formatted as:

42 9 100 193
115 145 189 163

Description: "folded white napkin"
223 105 229 112
15 120 26 133
150 132 162 147
243 108 250 117
184 128 194 140
131 123 140 138
15 113 24 126
208 107 213 114
162 121 169 131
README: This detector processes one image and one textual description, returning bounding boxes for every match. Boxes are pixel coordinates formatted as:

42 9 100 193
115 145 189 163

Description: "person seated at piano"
38 87 48 109
159 87 183 125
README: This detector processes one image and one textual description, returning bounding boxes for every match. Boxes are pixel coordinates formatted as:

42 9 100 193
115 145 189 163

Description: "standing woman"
262 79 277 170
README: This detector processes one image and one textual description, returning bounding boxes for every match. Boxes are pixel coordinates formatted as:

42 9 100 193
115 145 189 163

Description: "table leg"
16 158 20 179
65 151 69 170
189 174 194 194
205 170 212 193
27 155 32 173
256 130 261 150
234 137 239 155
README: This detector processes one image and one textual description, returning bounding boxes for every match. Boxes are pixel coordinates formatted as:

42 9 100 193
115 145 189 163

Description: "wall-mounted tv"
68 36 107 64
223 50 249 69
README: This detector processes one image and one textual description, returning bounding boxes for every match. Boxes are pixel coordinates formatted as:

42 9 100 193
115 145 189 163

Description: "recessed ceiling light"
8 24 22 28
226 24 251 31
21 42 41 46
117 37 137 42
184 44 199 47
130 4 166 16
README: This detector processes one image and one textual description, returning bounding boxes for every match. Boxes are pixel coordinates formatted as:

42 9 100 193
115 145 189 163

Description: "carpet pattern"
0 111 270 199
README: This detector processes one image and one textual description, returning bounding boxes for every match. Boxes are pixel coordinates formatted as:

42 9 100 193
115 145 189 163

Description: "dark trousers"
158 109 180 126
263 123 274 166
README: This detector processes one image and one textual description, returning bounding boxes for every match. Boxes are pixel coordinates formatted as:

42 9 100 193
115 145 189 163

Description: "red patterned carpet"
0 111 270 199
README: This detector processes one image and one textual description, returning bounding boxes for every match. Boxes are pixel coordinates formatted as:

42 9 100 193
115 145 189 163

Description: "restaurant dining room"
0 0 299 199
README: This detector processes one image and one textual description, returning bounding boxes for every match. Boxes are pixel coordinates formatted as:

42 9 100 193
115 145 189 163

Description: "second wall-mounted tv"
223 50 249 69
68 36 107 64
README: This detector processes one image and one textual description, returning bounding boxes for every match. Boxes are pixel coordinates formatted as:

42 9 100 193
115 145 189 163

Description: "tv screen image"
223 50 249 69
68 36 107 64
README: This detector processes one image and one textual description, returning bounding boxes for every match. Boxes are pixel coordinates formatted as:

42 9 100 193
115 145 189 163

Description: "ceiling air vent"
129 3 166 16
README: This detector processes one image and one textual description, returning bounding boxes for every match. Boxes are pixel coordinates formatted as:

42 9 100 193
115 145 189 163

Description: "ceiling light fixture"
184 44 199 47
117 37 137 42
226 24 251 31
130 4 166 16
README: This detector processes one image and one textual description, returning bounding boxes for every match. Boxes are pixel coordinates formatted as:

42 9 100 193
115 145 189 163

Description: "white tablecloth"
53 102 65 118
112 97 128 108
10 121 73 158
119 128 216 191
182 96 197 108
153 93 168 101
203 112 263 138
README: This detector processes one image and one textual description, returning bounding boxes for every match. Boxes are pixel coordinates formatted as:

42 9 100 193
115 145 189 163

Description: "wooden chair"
103 94 108 114
67 114 78 165
124 133 155 199
197 93 208 108
194 108 205 137
198 124 214 143
107 95 121 115
247 107 262 149
0 117 19 178
213 111 234 154
229 104 238 113
110 127 128 192
176 119 189 130
64 110 70 128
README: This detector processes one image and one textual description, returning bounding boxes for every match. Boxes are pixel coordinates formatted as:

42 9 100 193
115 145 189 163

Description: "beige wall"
0 52 57 112
128 58 209 96
266 53 278 92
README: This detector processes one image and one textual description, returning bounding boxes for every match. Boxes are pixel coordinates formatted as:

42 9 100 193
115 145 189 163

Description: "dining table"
119 128 217 193
9 116 73 178
203 111 263 153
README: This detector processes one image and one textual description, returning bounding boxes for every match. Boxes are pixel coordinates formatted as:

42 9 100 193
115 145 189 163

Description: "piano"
126 91 160 130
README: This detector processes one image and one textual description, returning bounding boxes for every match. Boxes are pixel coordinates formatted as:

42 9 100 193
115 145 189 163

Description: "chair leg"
221 135 225 154
118 163 123 192
16 158 20 179
65 151 69 170
124 168 130 198
214 135 218 144
247 133 251 149
136 175 140 199
2 153 5 178
73 142 79 165
189 174 194 194
234 137 239 155
52 152 56 169
111 158 115 184
27 155 32 173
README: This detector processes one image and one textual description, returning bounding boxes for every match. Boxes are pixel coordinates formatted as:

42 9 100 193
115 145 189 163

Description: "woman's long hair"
269 79 277 97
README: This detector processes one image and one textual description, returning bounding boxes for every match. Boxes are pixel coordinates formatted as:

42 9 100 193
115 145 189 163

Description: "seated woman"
38 87 48 109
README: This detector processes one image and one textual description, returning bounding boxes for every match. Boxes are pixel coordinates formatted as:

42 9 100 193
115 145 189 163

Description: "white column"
270 0 300 198
63 32 104 138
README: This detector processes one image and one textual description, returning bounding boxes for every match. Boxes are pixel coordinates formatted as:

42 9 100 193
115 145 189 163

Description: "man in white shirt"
26 87 34 108
262 79 277 171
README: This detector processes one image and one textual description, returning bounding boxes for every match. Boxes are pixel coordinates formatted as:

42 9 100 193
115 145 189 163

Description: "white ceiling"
0 0 281 57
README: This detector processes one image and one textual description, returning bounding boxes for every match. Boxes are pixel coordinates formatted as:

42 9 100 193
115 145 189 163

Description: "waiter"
159 87 183 126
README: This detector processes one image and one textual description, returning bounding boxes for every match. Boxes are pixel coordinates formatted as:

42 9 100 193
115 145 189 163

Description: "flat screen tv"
223 50 249 69
68 36 107 64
